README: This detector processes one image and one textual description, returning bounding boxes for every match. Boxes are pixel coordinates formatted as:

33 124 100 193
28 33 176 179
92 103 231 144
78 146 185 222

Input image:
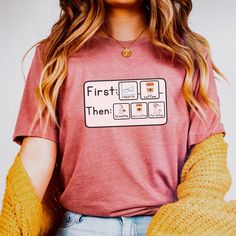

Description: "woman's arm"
19 137 57 202
0 137 60 235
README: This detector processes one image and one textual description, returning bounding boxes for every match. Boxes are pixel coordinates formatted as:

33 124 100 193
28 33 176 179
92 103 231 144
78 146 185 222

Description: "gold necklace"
102 26 148 57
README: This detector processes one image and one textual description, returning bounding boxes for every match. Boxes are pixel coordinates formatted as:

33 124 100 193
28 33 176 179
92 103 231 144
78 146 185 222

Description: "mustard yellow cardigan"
0 133 236 235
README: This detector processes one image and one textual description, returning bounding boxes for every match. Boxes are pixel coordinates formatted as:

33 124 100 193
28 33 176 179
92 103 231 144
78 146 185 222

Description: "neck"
98 2 149 41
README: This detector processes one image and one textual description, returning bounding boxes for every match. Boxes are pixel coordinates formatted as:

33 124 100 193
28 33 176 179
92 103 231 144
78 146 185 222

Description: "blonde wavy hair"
24 0 225 136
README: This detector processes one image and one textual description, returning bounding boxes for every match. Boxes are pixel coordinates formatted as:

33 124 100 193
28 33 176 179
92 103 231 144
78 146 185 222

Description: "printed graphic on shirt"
83 78 167 128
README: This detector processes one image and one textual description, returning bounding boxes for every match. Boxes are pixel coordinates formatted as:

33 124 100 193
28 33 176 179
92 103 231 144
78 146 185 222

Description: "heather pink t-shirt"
13 35 225 217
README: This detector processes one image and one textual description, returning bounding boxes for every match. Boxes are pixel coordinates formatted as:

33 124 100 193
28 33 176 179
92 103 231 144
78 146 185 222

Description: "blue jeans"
55 210 154 236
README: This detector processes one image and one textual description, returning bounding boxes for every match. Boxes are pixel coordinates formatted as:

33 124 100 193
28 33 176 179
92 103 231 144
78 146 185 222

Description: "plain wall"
0 1 235 211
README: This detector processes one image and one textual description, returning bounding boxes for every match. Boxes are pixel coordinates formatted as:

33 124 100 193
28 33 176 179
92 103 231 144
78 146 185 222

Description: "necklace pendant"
121 48 132 57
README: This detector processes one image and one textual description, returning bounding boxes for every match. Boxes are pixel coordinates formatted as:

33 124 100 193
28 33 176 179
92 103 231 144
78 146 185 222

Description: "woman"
1 0 236 235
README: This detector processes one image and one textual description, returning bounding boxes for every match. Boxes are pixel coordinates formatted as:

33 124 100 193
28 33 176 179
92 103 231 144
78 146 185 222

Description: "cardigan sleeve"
0 152 64 236
0 153 42 236
146 133 236 236
12 45 59 146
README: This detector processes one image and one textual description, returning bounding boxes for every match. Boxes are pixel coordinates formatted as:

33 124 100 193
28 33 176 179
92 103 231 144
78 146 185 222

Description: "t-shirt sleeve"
187 51 225 149
12 45 59 145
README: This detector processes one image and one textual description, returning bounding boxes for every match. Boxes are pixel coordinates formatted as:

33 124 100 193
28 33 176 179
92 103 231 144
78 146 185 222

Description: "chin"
104 0 144 7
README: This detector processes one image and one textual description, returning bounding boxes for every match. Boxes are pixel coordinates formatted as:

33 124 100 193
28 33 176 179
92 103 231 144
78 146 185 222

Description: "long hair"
24 0 225 136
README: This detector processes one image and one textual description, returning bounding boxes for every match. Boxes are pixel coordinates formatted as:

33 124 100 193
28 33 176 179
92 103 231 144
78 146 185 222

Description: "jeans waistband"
63 210 154 224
